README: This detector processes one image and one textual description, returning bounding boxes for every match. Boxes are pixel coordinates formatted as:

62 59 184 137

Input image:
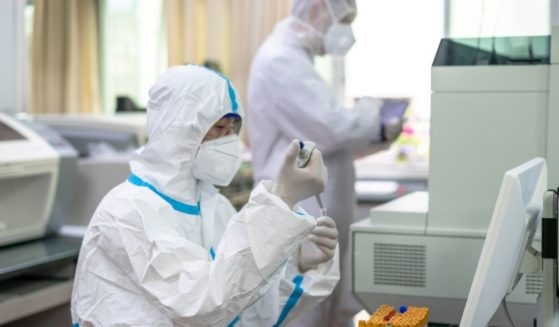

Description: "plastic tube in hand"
297 141 327 216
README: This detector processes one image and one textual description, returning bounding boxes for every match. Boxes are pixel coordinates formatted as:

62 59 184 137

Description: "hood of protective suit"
286 0 357 56
130 65 244 204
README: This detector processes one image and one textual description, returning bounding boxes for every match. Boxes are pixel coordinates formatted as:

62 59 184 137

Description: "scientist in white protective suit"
71 65 340 327
247 0 403 326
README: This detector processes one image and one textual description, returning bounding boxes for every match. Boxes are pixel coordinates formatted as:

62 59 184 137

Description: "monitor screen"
0 121 26 141
460 158 547 326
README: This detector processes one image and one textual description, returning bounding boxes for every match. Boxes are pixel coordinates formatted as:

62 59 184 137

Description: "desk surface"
354 149 428 181
0 236 82 282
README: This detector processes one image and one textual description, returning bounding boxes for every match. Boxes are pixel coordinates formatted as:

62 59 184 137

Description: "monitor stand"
537 190 559 326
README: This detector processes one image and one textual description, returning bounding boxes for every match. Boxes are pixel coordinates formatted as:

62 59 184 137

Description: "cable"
502 297 517 327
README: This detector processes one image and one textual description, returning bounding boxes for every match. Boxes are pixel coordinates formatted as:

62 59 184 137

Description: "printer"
35 114 146 232
0 113 77 247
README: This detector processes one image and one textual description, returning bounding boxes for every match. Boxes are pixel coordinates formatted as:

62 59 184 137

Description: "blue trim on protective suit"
127 174 200 216
273 275 305 327
199 65 238 113
225 79 238 113
227 315 240 327
210 246 216 260
73 324 79 327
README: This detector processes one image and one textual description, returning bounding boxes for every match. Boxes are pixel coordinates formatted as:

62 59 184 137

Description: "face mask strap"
293 15 326 39
324 0 339 26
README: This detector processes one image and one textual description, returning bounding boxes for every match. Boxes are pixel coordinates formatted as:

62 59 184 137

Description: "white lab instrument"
460 158 550 326
351 27 559 325
35 114 147 231
16 116 78 234
297 141 326 216
35 113 146 156
0 114 60 246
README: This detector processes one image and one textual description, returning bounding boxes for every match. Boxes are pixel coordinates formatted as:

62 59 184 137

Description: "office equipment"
35 114 147 230
351 27 559 325
16 116 78 234
460 158 547 326
35 113 146 157
0 113 77 246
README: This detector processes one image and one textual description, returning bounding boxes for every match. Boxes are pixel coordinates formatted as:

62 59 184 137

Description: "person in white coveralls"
248 0 404 325
71 65 340 327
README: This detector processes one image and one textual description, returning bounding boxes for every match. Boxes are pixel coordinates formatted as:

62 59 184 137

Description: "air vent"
525 273 543 295
373 243 426 287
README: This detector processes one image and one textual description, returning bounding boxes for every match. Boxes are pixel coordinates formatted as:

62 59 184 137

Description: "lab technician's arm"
115 184 316 327
215 194 339 327
270 60 383 155
257 143 339 325
271 216 340 326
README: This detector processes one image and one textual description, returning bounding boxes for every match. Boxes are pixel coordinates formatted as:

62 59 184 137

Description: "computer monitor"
460 157 548 326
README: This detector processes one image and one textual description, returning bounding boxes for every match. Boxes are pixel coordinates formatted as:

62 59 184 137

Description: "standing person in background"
247 0 403 326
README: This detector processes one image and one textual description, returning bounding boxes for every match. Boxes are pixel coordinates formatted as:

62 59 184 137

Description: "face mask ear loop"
324 0 339 25
292 14 326 39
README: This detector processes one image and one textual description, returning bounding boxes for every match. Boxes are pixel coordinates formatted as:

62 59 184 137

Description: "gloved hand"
272 140 327 209
354 96 383 110
382 119 403 143
299 216 338 272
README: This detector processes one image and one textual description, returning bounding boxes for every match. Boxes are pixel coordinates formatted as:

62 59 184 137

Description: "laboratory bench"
354 157 428 215
0 236 81 326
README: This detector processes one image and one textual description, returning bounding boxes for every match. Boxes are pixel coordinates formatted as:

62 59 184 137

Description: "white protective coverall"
71 65 339 327
247 0 390 325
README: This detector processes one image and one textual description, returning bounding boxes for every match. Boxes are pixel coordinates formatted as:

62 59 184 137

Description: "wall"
0 0 26 114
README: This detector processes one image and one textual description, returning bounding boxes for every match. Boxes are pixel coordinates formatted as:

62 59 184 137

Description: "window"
100 0 167 113
345 0 445 164
24 1 34 111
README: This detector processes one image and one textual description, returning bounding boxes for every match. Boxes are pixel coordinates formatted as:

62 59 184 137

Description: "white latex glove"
299 216 338 272
382 119 403 143
272 140 327 209
353 96 383 112
353 97 383 141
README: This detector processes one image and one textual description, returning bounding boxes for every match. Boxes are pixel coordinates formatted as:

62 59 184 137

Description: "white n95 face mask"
324 23 355 56
192 134 242 186
323 0 356 56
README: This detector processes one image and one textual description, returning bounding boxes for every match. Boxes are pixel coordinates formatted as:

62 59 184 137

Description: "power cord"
501 297 516 327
